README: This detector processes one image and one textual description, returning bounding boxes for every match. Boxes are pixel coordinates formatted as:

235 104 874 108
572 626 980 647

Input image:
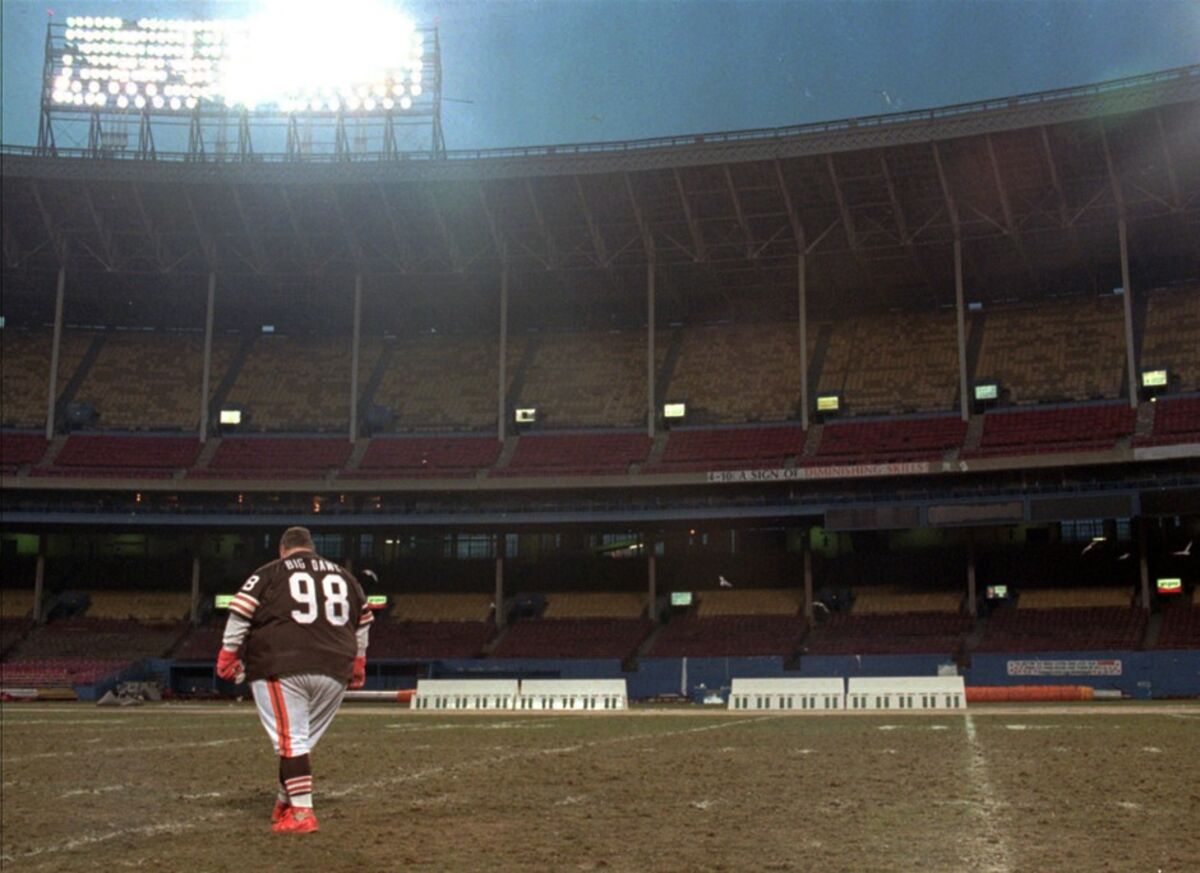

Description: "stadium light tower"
37 1 445 160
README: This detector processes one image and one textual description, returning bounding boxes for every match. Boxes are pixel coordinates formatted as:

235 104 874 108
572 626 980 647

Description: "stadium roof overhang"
2 65 1198 328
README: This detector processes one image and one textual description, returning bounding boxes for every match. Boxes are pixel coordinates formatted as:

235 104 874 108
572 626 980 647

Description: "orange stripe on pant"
268 679 292 757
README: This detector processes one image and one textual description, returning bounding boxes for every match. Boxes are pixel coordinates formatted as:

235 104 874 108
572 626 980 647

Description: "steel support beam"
803 536 814 622
967 538 978 618
985 134 1037 287
497 264 509 442
1154 109 1183 210
190 555 202 625
494 538 506 629
34 546 46 623
674 169 707 262
1138 518 1151 611
199 271 216 442
46 264 66 440
647 547 657 613
798 248 809 430
573 176 608 267
350 274 363 441
523 178 557 269
722 164 754 260
954 238 970 422
1102 124 1139 409
1118 218 1139 410
647 259 657 438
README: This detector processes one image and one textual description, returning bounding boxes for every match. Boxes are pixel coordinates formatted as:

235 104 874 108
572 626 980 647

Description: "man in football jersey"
216 526 372 833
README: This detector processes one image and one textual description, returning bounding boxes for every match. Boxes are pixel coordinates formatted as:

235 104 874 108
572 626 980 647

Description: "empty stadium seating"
964 402 1134 458
516 330 660 428
73 332 237 431
491 618 653 659
172 623 224 661
851 589 963 614
977 606 1146 652
0 433 47 474
804 612 971 655
647 614 806 657
695 589 801 617
0 330 92 429
499 432 651 477
1134 395 1200 447
1155 601 1200 649
1 617 34 653
542 592 647 619
389 594 494 623
345 436 501 479
1 589 35 621
1017 587 1133 610
372 334 523 432
7 617 184 661
83 591 192 622
645 425 806 474
368 619 496 659
192 437 352 479
810 415 966 465
974 296 1126 404
818 312 959 415
0 658 132 688
667 323 813 424
224 334 376 432
1141 286 1200 393
34 435 200 479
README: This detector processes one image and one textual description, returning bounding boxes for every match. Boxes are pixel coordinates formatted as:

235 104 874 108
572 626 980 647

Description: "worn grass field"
1 702 1198 872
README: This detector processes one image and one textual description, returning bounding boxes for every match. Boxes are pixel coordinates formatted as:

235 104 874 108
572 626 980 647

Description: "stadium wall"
163 651 1200 699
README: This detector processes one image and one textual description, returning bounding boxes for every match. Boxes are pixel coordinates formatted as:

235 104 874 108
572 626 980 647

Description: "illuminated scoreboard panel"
49 13 429 114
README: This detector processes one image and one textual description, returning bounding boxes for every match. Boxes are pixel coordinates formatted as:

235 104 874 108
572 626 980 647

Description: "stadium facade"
2 66 1198 700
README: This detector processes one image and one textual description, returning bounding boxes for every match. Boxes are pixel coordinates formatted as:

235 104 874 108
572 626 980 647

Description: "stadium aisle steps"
807 415 966 465
643 425 806 474
963 402 1135 458
1132 395 1200 447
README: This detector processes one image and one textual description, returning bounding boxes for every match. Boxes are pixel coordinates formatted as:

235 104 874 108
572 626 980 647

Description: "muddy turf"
1 703 1198 872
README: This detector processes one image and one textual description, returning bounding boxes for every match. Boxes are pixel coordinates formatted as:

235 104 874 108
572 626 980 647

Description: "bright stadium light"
218 0 424 110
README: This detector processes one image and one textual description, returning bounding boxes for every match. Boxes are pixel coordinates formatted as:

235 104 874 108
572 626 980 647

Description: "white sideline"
963 715 1015 873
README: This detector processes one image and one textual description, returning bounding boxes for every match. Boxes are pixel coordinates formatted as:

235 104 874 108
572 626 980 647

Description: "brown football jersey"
229 550 372 683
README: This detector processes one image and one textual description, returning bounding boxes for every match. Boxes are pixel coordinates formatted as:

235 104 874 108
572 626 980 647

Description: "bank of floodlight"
48 1 434 116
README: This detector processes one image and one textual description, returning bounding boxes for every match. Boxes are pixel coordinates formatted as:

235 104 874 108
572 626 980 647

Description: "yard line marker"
964 715 1016 873
3 737 248 763
328 715 779 798
0 812 229 863
60 784 129 798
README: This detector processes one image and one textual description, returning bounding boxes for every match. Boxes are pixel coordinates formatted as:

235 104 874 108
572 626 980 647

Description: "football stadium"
2 2 1199 868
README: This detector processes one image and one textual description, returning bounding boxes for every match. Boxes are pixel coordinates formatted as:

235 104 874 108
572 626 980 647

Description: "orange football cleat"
272 806 318 834
271 799 290 824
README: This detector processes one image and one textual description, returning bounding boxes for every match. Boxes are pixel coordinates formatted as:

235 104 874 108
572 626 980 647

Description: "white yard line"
327 715 779 798
2 716 777 862
2 737 249 763
0 813 229 864
963 714 1016 873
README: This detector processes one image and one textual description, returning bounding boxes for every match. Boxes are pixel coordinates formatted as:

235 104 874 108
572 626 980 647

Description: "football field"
2 703 1198 872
